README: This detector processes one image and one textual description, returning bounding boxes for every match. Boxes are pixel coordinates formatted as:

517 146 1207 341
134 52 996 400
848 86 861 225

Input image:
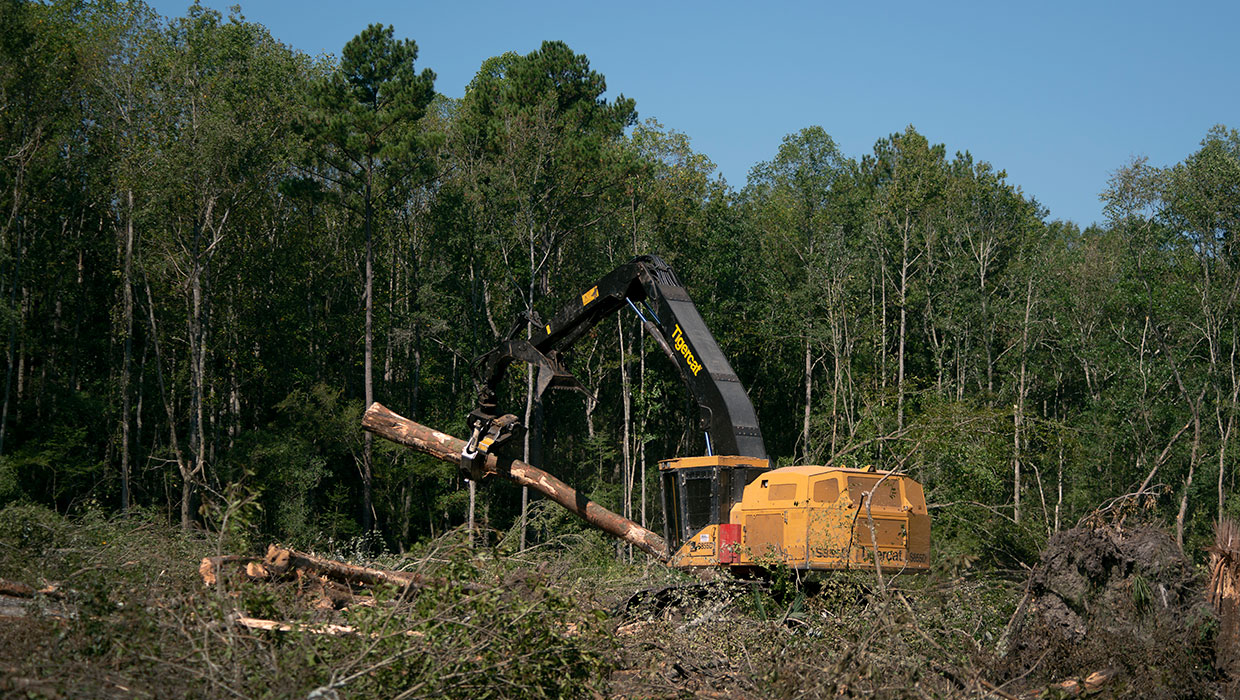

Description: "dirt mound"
1000 525 1217 698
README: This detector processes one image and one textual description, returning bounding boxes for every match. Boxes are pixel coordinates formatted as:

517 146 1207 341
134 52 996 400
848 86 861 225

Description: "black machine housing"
659 457 769 551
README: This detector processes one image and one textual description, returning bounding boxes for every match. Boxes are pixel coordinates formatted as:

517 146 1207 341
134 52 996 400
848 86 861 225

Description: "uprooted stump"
1000 524 1216 698
1209 518 1240 695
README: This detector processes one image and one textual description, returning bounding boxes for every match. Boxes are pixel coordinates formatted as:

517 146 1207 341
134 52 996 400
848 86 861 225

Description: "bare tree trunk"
520 355 532 551
897 216 911 432
518 240 539 552
136 340 146 466
1170 381 1205 550
956 335 965 402
120 190 135 510
467 478 476 547
1177 418 1201 549
1056 434 1064 533
362 176 375 534
619 314 633 561
1013 408 1022 526
143 274 187 528
1219 332 1238 523
188 261 207 528
384 244 395 385
1150 315 1208 550
879 249 888 398
409 247 423 420
227 359 240 447
1013 279 1034 525
802 336 813 461
985 313 994 395
639 323 647 530
1054 382 1064 533
830 317 843 455
0 219 23 455
411 328 422 420
1220 402 1234 525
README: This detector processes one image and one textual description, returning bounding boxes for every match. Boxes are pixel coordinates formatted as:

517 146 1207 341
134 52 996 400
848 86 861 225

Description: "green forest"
3 0 1239 569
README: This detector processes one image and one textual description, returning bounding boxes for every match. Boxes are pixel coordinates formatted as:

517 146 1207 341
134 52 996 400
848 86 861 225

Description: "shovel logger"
368 255 929 573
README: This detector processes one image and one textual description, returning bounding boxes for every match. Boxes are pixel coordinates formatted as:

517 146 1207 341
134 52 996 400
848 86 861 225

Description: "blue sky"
149 0 1238 227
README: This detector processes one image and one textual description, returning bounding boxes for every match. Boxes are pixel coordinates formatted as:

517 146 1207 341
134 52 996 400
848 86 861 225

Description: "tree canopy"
2 0 1238 568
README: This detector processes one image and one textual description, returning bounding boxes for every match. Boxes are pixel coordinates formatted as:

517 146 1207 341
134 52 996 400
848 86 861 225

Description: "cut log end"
199 555 262 586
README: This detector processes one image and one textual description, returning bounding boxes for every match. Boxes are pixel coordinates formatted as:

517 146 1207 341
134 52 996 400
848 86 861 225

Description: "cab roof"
768 465 904 477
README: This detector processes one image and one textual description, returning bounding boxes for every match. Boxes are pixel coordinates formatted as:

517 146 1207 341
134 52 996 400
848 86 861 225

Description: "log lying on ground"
0 579 35 598
199 546 491 597
0 579 63 600
262 545 491 594
234 612 430 638
235 614 362 637
362 402 669 561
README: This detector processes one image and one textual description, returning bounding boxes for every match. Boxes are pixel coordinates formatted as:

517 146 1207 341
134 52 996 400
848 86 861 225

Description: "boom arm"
462 255 766 475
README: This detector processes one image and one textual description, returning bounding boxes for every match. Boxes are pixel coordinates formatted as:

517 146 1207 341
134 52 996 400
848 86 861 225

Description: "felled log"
262 545 491 594
362 402 669 561
0 579 35 598
200 547 488 597
198 555 263 586
0 579 63 600
1052 668 1119 696
235 614 359 636
234 612 426 638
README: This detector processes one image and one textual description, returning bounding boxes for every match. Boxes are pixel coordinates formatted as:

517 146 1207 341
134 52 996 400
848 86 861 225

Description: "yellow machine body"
662 457 931 572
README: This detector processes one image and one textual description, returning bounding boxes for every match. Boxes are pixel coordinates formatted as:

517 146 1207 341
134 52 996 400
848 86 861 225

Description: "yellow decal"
581 286 599 306
671 324 703 376
545 324 551 335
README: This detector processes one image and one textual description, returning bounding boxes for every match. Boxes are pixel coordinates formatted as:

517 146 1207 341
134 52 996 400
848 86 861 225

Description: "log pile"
199 544 489 610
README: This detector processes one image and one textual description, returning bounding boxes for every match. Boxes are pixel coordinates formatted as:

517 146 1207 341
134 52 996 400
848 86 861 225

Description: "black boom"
461 255 766 476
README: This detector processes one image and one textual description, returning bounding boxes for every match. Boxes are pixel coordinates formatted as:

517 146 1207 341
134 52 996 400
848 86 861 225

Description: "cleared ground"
0 504 1222 698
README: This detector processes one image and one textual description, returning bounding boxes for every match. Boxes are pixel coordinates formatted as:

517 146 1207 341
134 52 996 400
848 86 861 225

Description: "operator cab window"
683 473 715 532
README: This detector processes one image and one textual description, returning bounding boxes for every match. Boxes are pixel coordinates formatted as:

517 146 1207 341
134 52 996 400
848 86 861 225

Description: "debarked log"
233 612 428 638
362 402 669 561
